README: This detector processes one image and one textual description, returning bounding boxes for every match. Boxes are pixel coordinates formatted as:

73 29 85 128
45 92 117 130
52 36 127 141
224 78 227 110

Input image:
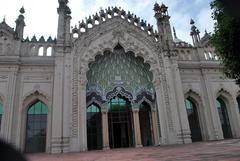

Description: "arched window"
185 98 202 142
215 98 232 138
0 103 3 130
208 52 213 59
30 46 36 55
87 103 102 150
80 27 86 33
25 101 48 153
38 47 44 56
204 52 208 60
73 33 78 38
46 47 52 56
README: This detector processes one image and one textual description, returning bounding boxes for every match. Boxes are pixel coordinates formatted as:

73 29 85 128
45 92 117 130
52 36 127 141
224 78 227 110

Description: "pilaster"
154 79 169 145
200 69 223 140
170 57 191 144
51 53 64 153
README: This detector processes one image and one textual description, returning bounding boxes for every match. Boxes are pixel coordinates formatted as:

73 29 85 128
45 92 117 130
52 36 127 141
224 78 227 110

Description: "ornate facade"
0 0 240 153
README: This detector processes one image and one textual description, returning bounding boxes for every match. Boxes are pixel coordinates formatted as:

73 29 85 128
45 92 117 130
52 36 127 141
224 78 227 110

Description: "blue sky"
0 0 214 43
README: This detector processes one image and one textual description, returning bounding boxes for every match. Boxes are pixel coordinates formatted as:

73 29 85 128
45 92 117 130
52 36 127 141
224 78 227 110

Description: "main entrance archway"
215 98 233 139
86 44 156 149
108 95 133 148
185 98 202 142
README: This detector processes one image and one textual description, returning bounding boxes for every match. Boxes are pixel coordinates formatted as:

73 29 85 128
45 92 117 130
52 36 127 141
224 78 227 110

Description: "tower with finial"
153 2 173 48
57 0 71 44
15 6 25 40
190 19 200 46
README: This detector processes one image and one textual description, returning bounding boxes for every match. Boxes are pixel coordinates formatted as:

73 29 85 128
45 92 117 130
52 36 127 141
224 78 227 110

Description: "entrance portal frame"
72 19 181 151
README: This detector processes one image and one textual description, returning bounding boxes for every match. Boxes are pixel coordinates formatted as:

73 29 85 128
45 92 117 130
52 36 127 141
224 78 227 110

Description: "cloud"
0 0 214 42
197 7 214 36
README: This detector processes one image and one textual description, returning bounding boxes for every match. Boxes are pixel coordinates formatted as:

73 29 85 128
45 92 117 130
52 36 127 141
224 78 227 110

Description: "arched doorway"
185 98 202 142
108 95 133 148
237 96 240 113
215 98 232 139
87 103 102 150
139 102 153 146
25 101 48 153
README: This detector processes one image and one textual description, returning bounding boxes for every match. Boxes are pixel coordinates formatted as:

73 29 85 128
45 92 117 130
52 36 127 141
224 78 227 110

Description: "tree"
210 0 240 84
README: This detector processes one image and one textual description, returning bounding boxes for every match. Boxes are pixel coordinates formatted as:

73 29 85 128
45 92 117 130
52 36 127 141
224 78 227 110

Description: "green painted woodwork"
87 48 154 95
215 100 221 109
28 101 48 115
108 96 128 111
87 104 100 113
185 99 192 110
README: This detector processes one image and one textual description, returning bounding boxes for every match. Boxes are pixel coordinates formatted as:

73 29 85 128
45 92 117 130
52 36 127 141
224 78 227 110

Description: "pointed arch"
87 103 102 150
184 89 210 141
184 89 202 107
215 88 236 139
20 90 52 153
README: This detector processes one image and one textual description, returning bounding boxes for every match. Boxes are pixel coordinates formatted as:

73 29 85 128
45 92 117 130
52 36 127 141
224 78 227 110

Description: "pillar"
101 106 110 150
132 107 142 147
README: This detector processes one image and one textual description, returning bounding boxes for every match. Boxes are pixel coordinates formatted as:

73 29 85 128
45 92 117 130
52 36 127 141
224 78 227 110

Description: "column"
132 107 142 147
101 106 109 150
151 110 160 146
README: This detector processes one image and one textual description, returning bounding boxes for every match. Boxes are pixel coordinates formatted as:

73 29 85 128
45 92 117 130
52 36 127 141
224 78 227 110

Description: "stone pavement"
26 139 240 161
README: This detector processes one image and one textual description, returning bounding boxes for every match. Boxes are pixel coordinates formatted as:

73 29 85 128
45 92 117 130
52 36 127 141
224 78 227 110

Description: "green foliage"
211 0 240 84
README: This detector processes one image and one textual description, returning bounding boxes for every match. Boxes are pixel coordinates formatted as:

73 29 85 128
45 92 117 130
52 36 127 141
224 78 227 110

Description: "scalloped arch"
75 24 161 83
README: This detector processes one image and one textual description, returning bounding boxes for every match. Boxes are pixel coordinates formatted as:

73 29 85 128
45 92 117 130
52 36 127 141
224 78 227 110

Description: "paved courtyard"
26 139 240 161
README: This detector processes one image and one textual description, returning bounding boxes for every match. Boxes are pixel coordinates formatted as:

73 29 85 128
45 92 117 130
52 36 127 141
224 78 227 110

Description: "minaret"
153 2 173 48
15 7 25 40
190 19 200 46
57 0 71 44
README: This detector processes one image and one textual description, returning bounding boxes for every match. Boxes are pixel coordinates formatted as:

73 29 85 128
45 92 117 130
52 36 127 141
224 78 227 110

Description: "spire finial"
3 15 6 22
20 6 25 14
173 27 177 39
190 18 195 25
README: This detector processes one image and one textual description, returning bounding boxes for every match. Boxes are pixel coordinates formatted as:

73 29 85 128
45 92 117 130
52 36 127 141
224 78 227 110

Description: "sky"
0 0 214 43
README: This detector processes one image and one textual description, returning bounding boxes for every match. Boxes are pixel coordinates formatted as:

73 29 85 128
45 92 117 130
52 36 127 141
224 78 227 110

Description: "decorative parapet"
21 36 56 57
71 6 159 42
